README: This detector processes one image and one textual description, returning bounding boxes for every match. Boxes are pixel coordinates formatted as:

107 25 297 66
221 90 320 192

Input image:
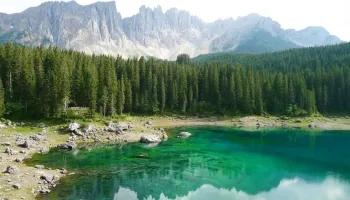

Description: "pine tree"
0 78 5 117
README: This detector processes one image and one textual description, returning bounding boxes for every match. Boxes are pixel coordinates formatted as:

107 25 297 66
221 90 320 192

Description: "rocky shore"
0 115 349 199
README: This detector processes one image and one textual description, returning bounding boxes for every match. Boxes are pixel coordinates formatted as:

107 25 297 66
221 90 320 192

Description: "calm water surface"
26 127 350 200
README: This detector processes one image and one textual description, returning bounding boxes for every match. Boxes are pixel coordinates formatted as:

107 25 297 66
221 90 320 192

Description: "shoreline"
1 116 350 199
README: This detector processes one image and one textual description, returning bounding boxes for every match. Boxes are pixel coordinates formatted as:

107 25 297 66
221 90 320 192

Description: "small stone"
14 158 23 163
12 184 21 189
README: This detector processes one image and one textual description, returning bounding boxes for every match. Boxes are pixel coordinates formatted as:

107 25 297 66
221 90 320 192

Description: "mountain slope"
0 1 344 60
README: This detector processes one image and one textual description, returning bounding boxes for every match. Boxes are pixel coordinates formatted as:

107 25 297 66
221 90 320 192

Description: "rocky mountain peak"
0 1 344 60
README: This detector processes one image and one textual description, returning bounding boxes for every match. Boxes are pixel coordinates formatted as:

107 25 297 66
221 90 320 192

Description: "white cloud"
0 0 349 41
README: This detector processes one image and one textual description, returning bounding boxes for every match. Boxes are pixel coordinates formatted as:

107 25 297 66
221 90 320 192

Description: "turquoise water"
27 127 350 200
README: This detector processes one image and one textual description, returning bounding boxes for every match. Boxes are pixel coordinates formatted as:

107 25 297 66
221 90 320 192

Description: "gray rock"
178 132 192 138
6 120 11 126
0 124 7 129
12 184 21 189
5 147 18 155
140 135 161 143
29 134 42 141
60 168 67 174
5 166 20 174
18 141 30 148
68 122 80 132
35 165 45 169
106 122 127 133
37 122 46 128
145 121 153 126
14 158 23 163
57 142 77 150
1 142 11 146
295 119 302 123
41 174 60 184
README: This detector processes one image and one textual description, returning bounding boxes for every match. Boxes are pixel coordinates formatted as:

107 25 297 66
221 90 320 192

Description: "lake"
26 127 350 200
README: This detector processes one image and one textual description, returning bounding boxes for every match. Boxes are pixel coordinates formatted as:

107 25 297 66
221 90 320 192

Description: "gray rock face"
0 2 343 60
140 135 161 143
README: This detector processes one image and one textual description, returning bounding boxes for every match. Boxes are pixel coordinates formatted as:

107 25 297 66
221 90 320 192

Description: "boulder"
295 119 302 123
5 166 20 174
161 133 168 140
14 158 23 163
6 120 11 126
18 141 29 148
5 148 18 155
145 121 152 126
29 134 42 141
1 142 11 146
0 124 7 129
41 174 60 184
35 165 45 169
60 168 67 174
178 132 192 138
57 142 77 150
159 128 165 133
37 122 46 128
68 122 80 132
83 125 94 133
140 135 161 143
106 122 126 134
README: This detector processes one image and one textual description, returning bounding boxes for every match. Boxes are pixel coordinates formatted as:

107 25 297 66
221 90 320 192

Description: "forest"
0 42 349 119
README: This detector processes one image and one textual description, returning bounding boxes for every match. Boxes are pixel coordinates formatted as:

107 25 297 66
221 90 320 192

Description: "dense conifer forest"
0 42 349 119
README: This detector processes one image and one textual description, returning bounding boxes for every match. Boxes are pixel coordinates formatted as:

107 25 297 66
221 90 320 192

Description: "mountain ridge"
0 1 343 60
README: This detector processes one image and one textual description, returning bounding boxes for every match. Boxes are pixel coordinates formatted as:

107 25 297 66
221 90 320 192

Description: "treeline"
0 42 349 118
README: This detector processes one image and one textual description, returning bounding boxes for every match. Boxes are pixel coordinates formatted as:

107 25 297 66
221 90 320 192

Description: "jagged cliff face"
0 1 343 60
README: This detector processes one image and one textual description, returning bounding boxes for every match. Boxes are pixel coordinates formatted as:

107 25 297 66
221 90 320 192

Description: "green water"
27 127 350 200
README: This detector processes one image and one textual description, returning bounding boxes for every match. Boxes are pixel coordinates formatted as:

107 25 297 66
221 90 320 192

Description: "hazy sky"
0 0 349 41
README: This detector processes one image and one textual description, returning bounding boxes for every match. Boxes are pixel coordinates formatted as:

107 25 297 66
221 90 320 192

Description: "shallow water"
27 127 350 200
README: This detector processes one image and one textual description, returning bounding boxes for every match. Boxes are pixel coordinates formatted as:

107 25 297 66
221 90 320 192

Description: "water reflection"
113 177 350 200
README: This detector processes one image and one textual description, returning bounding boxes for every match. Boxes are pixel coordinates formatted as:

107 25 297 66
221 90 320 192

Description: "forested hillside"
0 42 349 119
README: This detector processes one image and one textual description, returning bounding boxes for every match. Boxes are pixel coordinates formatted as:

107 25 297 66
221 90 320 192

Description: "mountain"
0 1 343 60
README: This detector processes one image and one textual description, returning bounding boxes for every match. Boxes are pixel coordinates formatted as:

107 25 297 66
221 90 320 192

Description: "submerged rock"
140 135 161 143
132 154 150 159
178 132 192 138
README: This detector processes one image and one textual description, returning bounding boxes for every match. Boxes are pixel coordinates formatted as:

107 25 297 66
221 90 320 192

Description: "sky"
0 0 349 41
